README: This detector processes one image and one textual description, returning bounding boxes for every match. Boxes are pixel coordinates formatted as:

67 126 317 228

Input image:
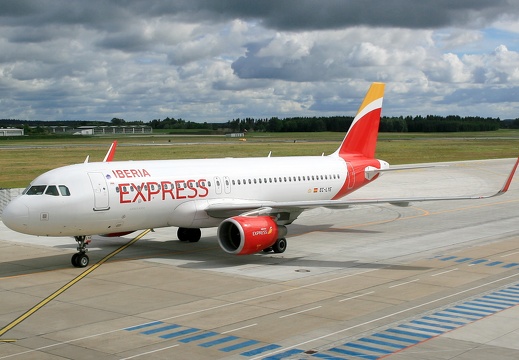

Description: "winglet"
333 82 385 159
496 156 519 195
103 141 117 162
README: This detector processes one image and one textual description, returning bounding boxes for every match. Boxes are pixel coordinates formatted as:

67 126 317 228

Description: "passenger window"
26 185 47 195
45 185 59 196
59 185 71 196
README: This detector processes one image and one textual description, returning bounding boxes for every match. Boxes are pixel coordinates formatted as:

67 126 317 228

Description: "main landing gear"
177 227 201 243
262 237 288 254
72 236 91 268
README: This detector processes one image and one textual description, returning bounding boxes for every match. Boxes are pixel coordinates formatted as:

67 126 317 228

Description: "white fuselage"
3 155 380 237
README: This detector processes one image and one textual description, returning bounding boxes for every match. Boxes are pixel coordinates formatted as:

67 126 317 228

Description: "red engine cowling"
217 216 286 255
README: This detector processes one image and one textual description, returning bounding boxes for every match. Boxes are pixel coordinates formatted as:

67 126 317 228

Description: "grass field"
1 130 518 188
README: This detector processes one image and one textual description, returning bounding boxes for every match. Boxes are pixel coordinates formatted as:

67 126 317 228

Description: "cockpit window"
59 185 71 196
26 185 47 195
25 184 71 196
45 185 59 196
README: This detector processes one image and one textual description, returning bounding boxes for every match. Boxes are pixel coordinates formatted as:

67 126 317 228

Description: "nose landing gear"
72 236 91 268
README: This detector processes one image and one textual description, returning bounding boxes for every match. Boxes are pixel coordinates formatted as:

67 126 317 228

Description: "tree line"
224 115 502 133
1 115 513 134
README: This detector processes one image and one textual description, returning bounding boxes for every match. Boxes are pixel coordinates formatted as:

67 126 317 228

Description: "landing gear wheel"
77 253 89 267
72 235 91 268
71 252 89 267
272 238 287 253
262 247 273 253
177 228 201 243
71 253 79 267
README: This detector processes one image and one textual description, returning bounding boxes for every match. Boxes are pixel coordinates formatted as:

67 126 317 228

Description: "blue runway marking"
423 315 466 326
435 255 519 270
329 347 377 359
496 290 519 299
471 298 510 308
483 295 518 305
240 344 282 356
398 324 443 334
486 261 503 267
220 339 259 352
464 301 507 310
263 348 305 359
124 321 164 331
160 327 199 339
501 288 519 294
411 319 456 330
386 328 430 339
440 256 457 261
359 337 407 349
178 331 218 343
121 283 519 359
441 308 484 319
432 311 472 322
454 305 494 314
470 259 487 265
312 353 347 359
199 335 238 348
373 332 420 344
344 342 392 354
141 324 180 335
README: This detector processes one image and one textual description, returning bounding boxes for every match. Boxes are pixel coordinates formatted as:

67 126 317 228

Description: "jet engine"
217 216 287 255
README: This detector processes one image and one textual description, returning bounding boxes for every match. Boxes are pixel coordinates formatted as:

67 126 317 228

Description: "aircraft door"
214 176 222 195
88 172 110 211
346 162 355 189
223 176 231 194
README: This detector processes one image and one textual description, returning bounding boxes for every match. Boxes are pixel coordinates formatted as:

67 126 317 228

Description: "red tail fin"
333 83 385 159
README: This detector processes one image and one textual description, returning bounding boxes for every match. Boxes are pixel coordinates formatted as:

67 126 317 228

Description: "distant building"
0 128 24 136
34 125 152 135
75 125 153 135
225 133 245 138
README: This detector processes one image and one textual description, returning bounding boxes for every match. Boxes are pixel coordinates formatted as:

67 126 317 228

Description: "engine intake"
217 216 287 255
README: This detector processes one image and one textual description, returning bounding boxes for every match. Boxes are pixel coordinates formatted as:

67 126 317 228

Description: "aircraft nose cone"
2 199 29 233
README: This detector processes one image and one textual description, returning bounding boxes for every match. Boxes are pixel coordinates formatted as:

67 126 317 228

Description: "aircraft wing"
205 157 519 221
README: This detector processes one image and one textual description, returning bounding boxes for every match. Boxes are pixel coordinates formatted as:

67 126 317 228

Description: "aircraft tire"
71 253 79 267
77 253 89 268
272 238 287 253
177 228 201 242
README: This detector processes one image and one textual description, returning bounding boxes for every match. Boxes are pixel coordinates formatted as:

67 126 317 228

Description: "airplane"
2 83 518 268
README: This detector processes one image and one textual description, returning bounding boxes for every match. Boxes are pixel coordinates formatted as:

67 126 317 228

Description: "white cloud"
1 1 519 121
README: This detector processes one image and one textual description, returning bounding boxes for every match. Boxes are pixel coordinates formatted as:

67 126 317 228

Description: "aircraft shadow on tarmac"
0 232 430 278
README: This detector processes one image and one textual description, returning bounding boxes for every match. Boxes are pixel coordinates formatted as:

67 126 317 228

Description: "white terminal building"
0 128 24 136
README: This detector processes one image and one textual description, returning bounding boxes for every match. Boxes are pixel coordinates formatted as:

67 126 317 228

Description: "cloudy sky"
1 0 519 122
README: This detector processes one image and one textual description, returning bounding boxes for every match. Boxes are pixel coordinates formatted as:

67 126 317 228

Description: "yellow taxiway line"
0 229 151 341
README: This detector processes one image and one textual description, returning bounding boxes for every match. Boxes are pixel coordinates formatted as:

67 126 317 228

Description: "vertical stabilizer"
332 82 385 159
